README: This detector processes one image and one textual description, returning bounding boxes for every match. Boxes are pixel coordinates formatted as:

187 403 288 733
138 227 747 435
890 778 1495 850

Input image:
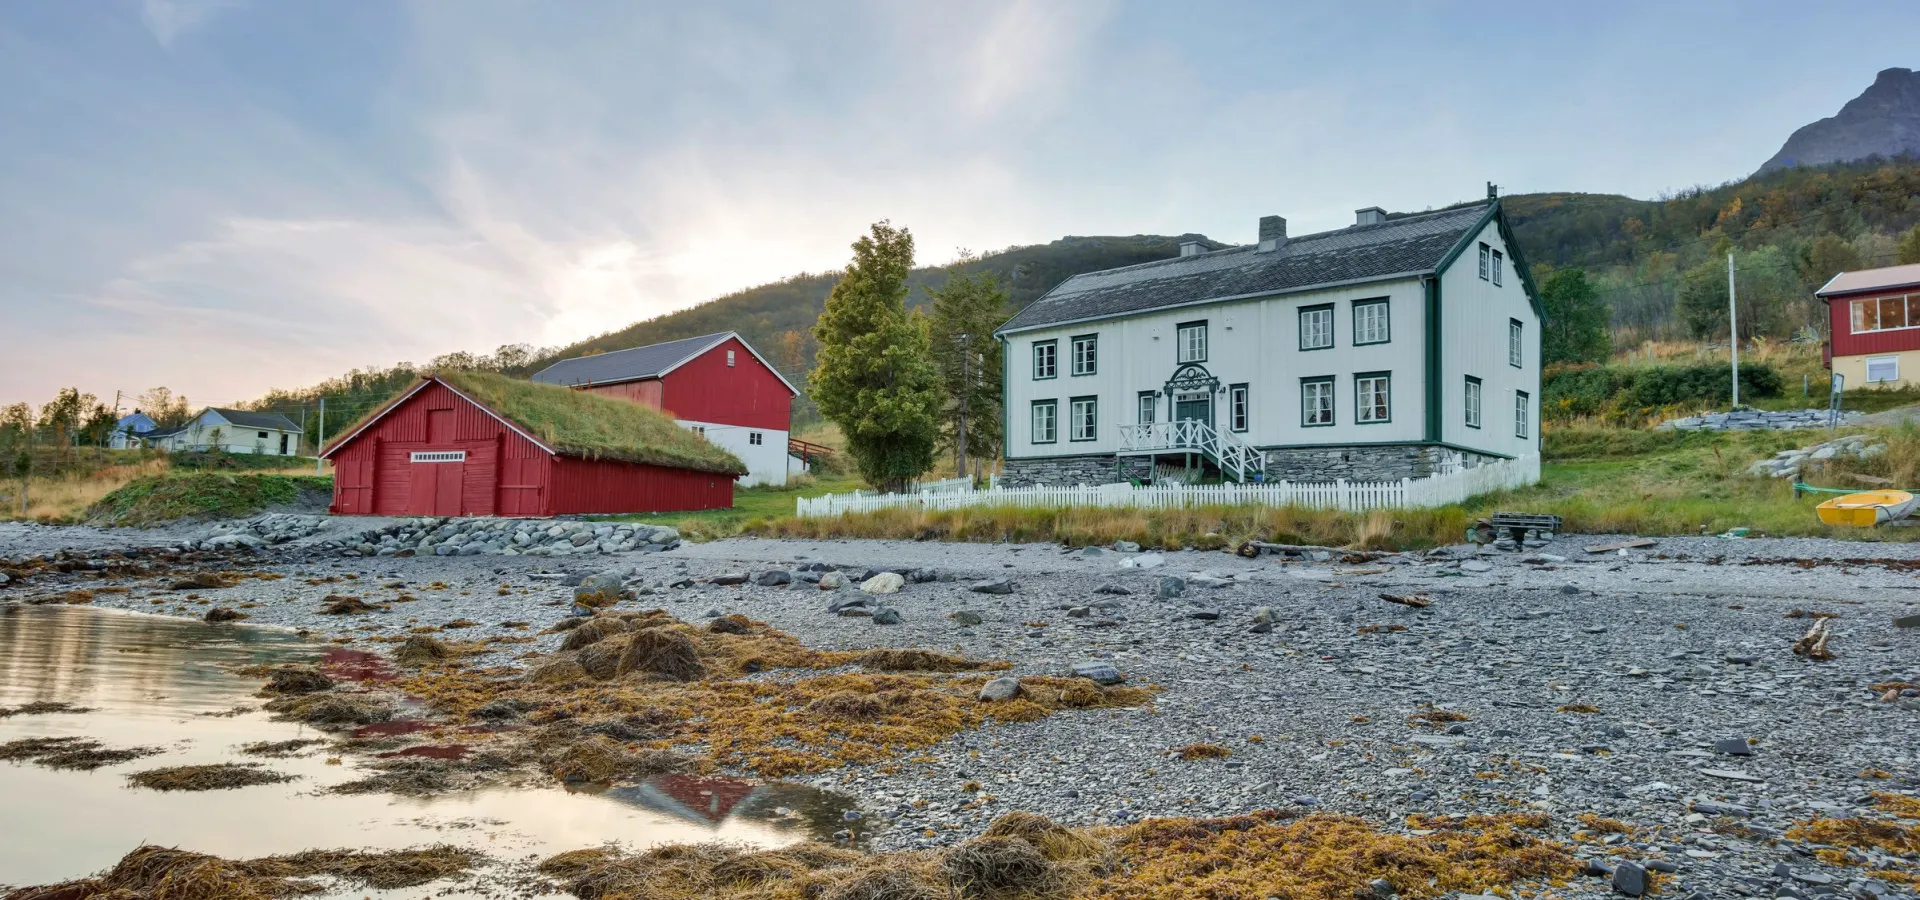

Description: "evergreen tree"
926 254 1007 479
810 222 941 492
1538 268 1611 364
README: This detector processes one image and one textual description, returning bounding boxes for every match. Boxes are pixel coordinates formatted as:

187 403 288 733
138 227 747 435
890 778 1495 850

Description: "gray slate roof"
997 204 1493 335
530 333 729 387
208 408 301 431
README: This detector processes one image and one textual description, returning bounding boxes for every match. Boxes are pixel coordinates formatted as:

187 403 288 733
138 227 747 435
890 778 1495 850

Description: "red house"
1818 263 1920 389
530 332 799 486
320 370 745 517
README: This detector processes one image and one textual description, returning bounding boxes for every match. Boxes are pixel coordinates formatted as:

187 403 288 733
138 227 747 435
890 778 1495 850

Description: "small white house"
994 197 1543 486
107 412 158 450
149 408 304 456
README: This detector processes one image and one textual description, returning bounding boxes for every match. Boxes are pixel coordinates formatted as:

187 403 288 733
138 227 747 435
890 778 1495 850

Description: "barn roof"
321 370 747 476
529 332 799 395
997 204 1506 335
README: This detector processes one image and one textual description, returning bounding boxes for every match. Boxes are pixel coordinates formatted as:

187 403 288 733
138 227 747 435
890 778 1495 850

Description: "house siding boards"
996 201 1542 485
325 379 733 517
1820 285 1920 388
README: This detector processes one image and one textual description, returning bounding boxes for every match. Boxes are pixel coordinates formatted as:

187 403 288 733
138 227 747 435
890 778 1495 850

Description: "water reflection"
0 605 865 894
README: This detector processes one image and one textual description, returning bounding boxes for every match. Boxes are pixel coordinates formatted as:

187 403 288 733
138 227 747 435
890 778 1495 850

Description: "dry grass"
0 457 170 523
126 763 296 791
1175 743 1233 761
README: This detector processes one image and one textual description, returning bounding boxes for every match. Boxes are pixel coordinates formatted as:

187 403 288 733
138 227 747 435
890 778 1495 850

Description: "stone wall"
1003 446 1506 486
1001 455 1151 487
1260 444 1504 483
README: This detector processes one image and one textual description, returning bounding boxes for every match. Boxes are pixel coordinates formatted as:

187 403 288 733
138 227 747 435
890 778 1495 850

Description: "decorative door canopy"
1162 363 1223 397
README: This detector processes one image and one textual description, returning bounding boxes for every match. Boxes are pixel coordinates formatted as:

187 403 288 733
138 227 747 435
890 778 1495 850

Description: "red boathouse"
320 371 745 517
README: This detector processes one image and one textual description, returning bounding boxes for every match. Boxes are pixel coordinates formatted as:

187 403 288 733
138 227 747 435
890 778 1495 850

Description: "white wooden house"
148 408 304 456
993 198 1542 485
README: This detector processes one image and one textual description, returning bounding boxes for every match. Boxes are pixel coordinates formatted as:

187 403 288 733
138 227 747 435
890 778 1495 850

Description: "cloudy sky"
2 0 1914 409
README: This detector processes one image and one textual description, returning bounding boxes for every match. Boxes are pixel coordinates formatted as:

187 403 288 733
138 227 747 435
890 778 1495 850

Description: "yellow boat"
1816 489 1918 527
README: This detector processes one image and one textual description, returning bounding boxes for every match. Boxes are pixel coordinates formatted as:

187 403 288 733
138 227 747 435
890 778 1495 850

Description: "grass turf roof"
330 371 747 476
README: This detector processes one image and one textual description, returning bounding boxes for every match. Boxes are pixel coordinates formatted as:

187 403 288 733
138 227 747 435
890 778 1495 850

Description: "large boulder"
861 572 905 595
573 570 632 608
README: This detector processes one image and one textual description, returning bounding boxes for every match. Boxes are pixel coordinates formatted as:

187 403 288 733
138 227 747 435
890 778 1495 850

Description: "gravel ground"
6 523 1920 898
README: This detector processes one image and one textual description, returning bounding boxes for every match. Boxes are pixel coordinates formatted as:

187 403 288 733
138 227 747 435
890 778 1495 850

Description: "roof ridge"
556 331 730 363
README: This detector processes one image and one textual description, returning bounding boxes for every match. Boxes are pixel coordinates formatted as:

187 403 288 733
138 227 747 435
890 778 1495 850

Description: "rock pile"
1745 434 1885 478
335 518 679 558
1658 408 1861 432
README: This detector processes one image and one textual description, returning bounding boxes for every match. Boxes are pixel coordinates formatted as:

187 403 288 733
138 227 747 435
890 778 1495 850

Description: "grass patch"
593 476 868 540
84 472 332 526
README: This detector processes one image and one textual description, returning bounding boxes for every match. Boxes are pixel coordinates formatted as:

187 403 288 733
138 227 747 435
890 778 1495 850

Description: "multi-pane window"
1478 243 1492 280
1508 319 1523 368
1229 384 1249 432
1851 295 1920 333
1464 376 1482 429
1069 397 1097 442
727 350 736 367
1031 400 1057 443
1491 249 1504 286
1071 335 1097 375
749 432 763 445
1177 321 1207 363
1355 373 1391 423
1299 305 1334 350
1137 391 1157 424
1514 391 1531 439
1301 378 1334 427
1353 299 1390 345
1868 356 1900 383
1033 340 1057 379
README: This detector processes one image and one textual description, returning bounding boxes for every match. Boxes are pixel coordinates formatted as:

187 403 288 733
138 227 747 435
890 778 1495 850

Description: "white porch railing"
1116 421 1265 482
796 454 1541 518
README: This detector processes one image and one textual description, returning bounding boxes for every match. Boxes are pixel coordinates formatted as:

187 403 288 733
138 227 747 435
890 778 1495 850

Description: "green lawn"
588 477 866 539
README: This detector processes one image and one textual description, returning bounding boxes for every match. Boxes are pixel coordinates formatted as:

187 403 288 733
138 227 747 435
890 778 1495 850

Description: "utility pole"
315 398 325 474
954 333 970 481
1728 252 1740 409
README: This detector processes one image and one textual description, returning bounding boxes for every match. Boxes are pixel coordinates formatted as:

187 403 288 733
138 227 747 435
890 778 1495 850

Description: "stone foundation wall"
1001 455 1151 487
1259 444 1503 483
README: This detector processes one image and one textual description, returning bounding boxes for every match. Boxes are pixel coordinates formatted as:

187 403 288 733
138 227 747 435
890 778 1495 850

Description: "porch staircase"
1116 421 1267 483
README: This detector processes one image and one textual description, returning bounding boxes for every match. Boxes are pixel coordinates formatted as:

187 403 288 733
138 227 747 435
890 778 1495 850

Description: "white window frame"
1069 397 1097 442
1229 384 1249 432
1478 243 1491 280
1866 355 1901 383
1355 373 1391 424
1851 295 1920 334
1071 335 1097 376
1032 341 1057 379
1353 299 1390 345
1464 376 1482 429
1137 391 1157 425
1031 400 1057 444
409 450 467 463
1301 378 1334 427
1514 391 1531 439
1177 322 1207 363
1299 305 1334 350
1491 249 1504 286
1509 320 1523 368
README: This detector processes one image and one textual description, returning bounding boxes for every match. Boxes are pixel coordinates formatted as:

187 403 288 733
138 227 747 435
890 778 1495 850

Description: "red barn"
530 332 799 486
320 371 745 517
1818 263 1920 389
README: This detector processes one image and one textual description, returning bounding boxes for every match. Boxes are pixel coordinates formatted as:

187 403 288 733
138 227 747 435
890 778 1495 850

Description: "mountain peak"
1758 67 1920 173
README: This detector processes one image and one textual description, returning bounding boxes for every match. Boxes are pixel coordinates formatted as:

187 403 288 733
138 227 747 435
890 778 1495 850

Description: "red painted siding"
581 378 665 411
1828 290 1920 357
327 378 734 517
659 336 792 430
547 457 733 514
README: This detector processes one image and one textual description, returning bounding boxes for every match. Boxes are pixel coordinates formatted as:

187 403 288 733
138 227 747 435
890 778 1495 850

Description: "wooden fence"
796 454 1540 518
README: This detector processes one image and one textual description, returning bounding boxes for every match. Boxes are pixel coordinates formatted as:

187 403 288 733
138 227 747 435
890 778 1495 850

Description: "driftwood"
1236 541 1390 564
1791 617 1834 661
1379 593 1432 609
1584 539 1657 554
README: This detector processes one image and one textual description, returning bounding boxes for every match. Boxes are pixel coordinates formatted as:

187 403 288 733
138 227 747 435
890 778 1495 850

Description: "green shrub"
1543 362 1783 425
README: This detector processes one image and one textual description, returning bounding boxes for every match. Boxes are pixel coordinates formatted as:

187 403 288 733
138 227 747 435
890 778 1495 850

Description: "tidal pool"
0 604 859 895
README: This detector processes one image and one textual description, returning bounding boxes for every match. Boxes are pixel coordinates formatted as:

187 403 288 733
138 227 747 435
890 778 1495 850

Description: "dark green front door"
1174 396 1211 429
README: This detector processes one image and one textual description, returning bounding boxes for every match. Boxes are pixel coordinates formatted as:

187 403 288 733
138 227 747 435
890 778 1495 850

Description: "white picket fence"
909 475 974 494
796 454 1540 518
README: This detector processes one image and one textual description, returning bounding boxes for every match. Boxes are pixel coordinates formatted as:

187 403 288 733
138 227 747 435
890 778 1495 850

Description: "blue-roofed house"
107 411 158 449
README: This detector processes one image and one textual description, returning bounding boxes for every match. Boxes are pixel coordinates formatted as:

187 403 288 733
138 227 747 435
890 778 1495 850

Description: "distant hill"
516 232 1220 378
1759 67 1920 173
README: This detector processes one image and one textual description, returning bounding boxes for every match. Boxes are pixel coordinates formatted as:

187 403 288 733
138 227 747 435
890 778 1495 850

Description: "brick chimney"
1257 215 1287 252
